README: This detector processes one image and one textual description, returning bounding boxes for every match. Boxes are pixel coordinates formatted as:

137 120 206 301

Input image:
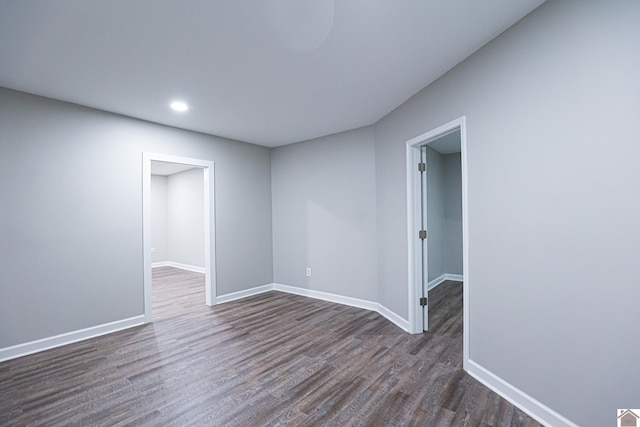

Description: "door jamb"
405 116 469 369
142 152 216 323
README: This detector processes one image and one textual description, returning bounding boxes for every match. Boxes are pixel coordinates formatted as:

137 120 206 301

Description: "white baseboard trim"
428 273 464 291
0 315 145 363
467 359 578 427
273 283 380 312
377 303 410 332
444 273 464 282
216 282 410 333
152 261 205 274
216 284 274 304
152 261 171 268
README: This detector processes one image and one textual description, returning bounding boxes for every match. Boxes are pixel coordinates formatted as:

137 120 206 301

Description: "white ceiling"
429 130 461 155
0 0 544 147
151 161 199 177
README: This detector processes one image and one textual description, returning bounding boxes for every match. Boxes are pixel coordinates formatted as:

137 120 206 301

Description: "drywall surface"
443 153 462 276
150 175 169 263
374 1 640 426
271 127 378 301
425 147 445 281
167 168 204 268
426 149 462 283
0 87 272 348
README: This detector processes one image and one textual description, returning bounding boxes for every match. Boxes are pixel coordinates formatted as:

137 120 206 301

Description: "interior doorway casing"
142 152 216 323
406 116 470 369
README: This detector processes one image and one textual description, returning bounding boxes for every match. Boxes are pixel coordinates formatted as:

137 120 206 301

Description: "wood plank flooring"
0 267 542 426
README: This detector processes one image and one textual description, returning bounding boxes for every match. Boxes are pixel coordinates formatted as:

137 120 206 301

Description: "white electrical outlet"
151 247 156 253
306 267 312 277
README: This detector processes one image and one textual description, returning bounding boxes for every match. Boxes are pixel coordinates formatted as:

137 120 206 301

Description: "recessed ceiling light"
170 101 189 112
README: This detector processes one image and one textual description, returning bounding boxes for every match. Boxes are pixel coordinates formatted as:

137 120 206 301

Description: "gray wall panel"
271 127 377 301
443 153 462 276
374 2 640 426
0 88 273 347
426 146 445 281
425 149 462 282
150 175 169 263
167 168 205 268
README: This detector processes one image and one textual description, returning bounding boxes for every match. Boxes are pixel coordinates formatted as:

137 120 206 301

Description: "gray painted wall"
150 175 169 263
151 168 206 268
443 153 462 276
426 147 445 281
426 147 462 281
0 87 273 348
426 148 462 282
167 168 205 268
271 127 378 301
374 2 640 426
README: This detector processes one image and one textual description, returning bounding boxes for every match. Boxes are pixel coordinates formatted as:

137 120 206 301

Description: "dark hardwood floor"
0 267 542 426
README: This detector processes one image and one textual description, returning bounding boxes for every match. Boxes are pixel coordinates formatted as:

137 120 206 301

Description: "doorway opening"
406 116 469 368
142 153 216 323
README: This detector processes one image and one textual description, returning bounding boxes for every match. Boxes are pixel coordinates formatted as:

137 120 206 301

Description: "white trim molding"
153 262 206 274
405 116 470 371
0 315 145 363
273 284 411 332
467 360 579 427
215 284 274 304
143 152 217 323
273 283 379 312
216 283 411 332
376 304 410 331
427 273 464 291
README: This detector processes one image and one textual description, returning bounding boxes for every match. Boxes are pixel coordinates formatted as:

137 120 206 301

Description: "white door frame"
406 116 470 368
142 152 216 323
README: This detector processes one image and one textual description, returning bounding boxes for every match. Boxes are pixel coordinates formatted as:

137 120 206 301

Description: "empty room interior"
1 2 639 427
